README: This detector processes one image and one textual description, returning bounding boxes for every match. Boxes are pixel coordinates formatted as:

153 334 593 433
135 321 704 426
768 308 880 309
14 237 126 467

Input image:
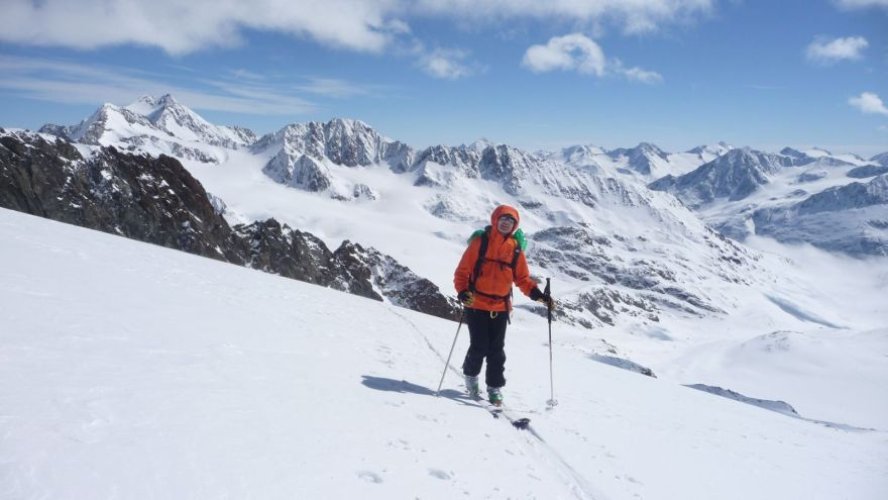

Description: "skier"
454 205 554 406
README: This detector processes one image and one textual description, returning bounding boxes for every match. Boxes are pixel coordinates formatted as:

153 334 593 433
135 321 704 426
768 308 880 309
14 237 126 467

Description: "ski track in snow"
386 305 605 500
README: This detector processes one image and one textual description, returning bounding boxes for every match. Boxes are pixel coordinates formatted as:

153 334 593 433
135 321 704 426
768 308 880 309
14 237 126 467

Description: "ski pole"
435 308 465 397
545 278 558 408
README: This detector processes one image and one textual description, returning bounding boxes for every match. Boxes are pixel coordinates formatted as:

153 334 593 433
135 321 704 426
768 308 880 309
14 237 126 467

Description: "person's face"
496 215 516 235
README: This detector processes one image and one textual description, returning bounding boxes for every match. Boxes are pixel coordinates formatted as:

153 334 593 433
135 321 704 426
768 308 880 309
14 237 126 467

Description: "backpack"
467 226 526 311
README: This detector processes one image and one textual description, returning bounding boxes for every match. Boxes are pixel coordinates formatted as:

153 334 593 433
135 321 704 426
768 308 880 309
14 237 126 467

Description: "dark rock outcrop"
0 132 245 263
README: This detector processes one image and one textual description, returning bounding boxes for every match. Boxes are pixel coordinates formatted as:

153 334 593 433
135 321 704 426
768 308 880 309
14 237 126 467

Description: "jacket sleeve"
454 237 482 293
513 251 538 298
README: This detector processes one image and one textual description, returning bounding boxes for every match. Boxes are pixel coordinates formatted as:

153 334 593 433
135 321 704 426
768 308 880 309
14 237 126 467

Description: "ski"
475 397 531 430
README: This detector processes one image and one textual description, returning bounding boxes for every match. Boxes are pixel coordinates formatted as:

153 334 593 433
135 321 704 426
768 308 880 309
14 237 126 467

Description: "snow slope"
2 208 886 500
14 98 888 443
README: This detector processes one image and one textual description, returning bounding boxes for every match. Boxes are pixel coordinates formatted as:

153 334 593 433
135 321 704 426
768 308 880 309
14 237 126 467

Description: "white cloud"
0 0 401 55
611 59 664 84
0 1 717 55
621 66 664 84
806 36 868 63
0 56 392 115
522 34 606 75
413 0 716 35
418 49 476 80
848 92 888 116
834 0 888 9
295 78 373 98
522 34 662 84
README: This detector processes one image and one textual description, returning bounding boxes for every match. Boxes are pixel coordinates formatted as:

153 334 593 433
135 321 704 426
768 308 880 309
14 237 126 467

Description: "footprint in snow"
357 471 383 484
428 469 452 480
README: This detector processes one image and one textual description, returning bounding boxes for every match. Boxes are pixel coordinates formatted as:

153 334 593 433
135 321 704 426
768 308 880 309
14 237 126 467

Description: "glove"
530 287 555 310
457 290 474 307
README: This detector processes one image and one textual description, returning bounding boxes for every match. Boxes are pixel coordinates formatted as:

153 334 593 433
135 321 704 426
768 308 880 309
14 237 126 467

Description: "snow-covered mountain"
39 94 255 163
649 146 888 256
689 141 733 159
0 129 458 320
245 118 767 327
8 96 888 404
752 174 888 255
607 142 671 176
250 118 413 197
870 151 888 167
24 96 888 331
552 141 731 180
649 148 796 207
127 94 257 147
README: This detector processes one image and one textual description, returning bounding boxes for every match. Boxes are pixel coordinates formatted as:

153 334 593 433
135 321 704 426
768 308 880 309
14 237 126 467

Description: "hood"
490 204 520 233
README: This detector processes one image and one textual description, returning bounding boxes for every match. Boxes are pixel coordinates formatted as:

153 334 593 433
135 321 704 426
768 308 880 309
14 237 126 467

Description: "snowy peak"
558 144 607 175
39 95 257 162
466 138 494 152
323 118 386 166
225 125 258 146
55 102 153 145
125 94 179 116
649 147 795 207
253 118 415 193
805 147 833 158
412 143 483 186
716 147 794 174
611 142 668 159
255 118 405 167
779 147 810 162
779 147 861 168
562 144 606 159
478 143 537 190
125 94 254 149
688 141 733 157
870 152 888 167
607 142 670 176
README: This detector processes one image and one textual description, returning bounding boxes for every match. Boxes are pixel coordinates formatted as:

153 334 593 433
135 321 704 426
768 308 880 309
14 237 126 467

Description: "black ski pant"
461 308 509 388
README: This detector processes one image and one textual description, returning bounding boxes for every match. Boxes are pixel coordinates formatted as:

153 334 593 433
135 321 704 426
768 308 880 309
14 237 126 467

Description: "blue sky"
1 0 886 156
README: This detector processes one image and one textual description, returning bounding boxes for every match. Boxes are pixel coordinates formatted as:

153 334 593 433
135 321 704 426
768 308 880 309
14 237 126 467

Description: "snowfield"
2 208 886 499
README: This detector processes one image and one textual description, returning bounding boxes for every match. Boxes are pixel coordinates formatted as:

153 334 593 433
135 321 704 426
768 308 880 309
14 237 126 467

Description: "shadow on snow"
360 375 475 406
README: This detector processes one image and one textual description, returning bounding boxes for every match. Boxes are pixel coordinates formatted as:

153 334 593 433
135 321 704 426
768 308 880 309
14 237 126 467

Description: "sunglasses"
498 216 516 224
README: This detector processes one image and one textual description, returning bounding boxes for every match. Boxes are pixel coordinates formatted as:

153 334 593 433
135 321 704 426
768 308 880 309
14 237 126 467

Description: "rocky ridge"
0 130 459 320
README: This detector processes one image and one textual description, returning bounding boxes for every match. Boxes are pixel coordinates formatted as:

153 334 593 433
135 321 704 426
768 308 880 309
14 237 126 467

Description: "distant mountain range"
3 94 886 330
649 147 888 255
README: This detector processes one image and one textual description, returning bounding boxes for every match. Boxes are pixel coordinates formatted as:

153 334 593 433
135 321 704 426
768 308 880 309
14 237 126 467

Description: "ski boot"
487 386 504 407
465 374 481 399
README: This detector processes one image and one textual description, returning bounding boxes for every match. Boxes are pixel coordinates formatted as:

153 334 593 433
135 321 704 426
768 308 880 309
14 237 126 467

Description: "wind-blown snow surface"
2 208 887 499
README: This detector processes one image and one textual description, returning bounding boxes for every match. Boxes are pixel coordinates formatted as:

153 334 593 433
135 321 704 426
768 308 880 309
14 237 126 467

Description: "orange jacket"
454 205 537 312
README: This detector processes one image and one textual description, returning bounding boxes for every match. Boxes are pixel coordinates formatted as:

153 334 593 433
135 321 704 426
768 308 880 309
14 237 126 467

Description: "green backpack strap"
510 228 525 269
